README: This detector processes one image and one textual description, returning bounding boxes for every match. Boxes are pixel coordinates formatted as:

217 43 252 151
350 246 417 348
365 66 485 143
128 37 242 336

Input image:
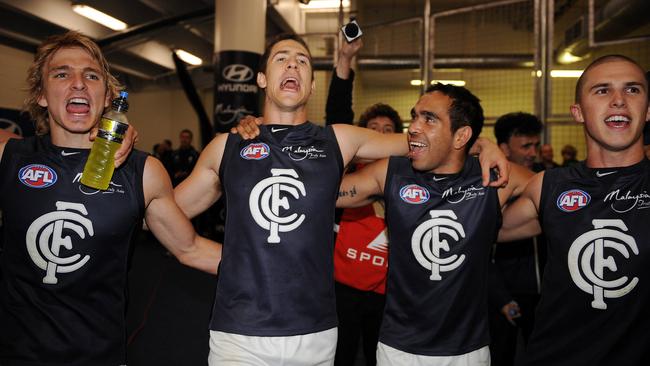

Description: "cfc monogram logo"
249 169 307 243
568 219 639 310
411 210 466 280
25 201 94 284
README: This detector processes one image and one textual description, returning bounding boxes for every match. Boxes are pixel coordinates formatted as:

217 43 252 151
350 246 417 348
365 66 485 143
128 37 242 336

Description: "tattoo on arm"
338 185 357 198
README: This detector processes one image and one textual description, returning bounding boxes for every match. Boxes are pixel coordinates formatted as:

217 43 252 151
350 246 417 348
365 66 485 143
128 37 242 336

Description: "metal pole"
534 0 541 118
540 0 548 126
545 0 554 143
421 0 431 95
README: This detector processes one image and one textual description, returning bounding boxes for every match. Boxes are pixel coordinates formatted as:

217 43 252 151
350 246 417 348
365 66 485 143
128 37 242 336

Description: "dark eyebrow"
590 81 646 92
589 82 610 92
271 50 288 59
625 81 646 90
411 108 438 120
272 50 311 62
422 111 438 120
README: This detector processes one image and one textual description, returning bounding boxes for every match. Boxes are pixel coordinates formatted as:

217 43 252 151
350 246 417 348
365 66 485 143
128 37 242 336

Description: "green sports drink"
80 91 130 190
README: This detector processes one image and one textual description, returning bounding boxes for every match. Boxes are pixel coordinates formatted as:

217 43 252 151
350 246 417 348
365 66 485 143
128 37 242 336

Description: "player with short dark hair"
499 54 650 365
337 83 533 365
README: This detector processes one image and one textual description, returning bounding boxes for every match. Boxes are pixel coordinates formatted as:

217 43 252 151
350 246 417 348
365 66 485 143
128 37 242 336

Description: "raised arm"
143 156 221 274
325 38 362 125
174 133 227 219
337 158 389 208
498 171 544 242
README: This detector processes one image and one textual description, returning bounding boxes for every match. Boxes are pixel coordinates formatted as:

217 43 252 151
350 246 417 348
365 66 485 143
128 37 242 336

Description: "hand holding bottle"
81 91 130 190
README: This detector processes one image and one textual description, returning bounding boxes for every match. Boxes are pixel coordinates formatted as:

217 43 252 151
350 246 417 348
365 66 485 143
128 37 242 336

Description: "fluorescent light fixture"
550 70 583 78
411 79 467 86
300 0 350 9
558 50 583 64
432 80 466 86
175 49 203 66
72 4 127 31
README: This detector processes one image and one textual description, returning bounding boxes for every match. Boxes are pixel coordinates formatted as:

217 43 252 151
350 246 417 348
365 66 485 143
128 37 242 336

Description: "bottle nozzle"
113 90 129 112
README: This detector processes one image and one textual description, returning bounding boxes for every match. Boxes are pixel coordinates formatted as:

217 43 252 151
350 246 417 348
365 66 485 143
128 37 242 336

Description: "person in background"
171 129 199 186
325 36 402 366
560 144 580 167
534 143 559 171
0 31 221 366
494 112 542 170
490 111 547 366
153 139 173 178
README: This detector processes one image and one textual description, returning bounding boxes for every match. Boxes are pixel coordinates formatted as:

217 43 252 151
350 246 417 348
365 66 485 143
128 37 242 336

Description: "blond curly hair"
25 31 122 135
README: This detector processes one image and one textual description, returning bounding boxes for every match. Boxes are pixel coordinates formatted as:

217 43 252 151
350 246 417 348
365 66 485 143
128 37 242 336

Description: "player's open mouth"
604 114 630 128
66 97 90 114
280 77 300 91
408 140 427 157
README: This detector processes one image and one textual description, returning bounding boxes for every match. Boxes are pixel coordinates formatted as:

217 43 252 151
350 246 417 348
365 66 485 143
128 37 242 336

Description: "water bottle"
80 91 130 190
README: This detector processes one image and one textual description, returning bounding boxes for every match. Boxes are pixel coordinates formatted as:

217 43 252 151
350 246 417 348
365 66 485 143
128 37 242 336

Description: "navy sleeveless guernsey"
520 160 650 366
381 156 500 356
0 135 146 366
212 122 344 336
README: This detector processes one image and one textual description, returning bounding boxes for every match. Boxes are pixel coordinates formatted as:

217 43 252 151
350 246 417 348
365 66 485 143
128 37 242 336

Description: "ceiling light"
558 51 583 65
550 70 583 78
300 0 350 9
175 49 203 66
72 4 127 31
411 80 467 87
431 80 466 86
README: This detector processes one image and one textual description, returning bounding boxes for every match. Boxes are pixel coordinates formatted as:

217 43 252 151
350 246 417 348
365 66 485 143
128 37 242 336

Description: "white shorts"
377 343 490 366
208 328 337 366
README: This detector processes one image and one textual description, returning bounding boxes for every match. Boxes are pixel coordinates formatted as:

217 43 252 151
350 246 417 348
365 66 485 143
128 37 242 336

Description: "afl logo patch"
557 189 590 212
400 184 430 204
19 164 57 188
241 143 270 160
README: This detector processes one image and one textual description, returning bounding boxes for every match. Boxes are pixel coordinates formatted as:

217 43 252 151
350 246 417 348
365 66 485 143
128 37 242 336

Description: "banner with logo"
213 50 260 133
0 107 35 137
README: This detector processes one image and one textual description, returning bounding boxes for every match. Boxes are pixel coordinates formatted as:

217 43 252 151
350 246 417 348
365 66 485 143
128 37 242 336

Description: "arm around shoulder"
333 124 408 166
498 171 544 242
0 130 22 161
497 163 535 205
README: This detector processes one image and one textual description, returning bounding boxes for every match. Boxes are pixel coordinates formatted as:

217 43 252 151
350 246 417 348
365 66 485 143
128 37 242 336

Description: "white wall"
0 44 32 110
128 89 203 153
